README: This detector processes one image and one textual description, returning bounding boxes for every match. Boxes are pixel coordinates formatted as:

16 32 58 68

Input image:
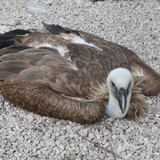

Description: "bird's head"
105 68 134 118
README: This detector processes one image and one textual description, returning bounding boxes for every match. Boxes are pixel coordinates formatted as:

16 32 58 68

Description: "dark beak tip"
118 95 127 114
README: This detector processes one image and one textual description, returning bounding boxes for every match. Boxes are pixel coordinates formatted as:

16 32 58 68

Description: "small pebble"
112 135 117 140
151 32 158 39
15 20 21 25
61 120 69 126
84 0 93 7
70 154 77 160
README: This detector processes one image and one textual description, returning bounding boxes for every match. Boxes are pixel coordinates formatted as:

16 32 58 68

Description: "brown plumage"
0 23 159 124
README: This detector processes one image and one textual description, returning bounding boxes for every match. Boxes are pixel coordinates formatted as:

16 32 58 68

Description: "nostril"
119 88 126 97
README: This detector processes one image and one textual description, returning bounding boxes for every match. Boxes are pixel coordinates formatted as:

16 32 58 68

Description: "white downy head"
105 68 134 118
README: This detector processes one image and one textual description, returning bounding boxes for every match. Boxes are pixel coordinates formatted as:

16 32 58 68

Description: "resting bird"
0 23 159 124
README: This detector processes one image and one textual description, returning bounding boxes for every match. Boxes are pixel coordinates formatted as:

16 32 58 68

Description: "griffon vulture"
0 23 159 124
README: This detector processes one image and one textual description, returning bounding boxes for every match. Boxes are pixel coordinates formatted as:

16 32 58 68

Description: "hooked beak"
117 88 127 114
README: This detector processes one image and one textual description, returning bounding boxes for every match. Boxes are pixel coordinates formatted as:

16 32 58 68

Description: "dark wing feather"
0 60 32 80
43 22 69 35
0 29 31 49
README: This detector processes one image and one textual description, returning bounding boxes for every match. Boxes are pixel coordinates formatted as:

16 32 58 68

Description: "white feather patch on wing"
40 43 53 48
28 42 53 48
56 46 67 57
66 56 72 61
61 34 102 51
131 66 145 77
70 63 78 71
73 36 102 51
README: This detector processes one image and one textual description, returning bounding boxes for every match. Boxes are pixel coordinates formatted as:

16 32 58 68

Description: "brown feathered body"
0 24 159 123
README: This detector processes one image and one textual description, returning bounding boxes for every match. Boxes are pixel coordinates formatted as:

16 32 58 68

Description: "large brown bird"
0 23 159 124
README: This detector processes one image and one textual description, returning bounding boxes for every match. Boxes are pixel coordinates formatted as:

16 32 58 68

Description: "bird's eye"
127 82 131 94
128 82 130 89
112 82 115 87
111 81 117 93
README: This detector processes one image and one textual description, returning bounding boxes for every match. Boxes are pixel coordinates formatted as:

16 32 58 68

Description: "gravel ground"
0 0 160 160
